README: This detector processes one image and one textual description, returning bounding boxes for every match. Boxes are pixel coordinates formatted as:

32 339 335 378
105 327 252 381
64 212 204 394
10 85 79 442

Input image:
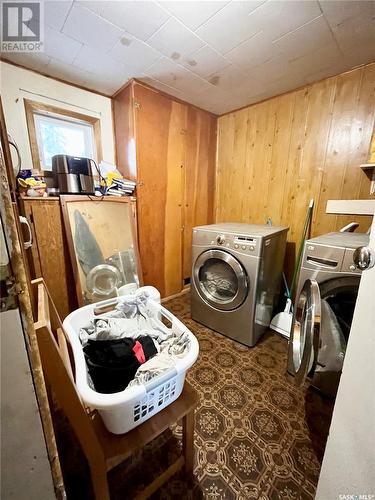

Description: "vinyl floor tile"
55 292 334 499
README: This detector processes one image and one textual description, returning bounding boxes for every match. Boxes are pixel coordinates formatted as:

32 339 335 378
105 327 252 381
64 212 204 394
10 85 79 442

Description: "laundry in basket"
63 286 199 434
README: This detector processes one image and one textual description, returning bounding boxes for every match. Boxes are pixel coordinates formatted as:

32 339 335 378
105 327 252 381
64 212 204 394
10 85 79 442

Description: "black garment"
83 336 157 394
137 336 157 360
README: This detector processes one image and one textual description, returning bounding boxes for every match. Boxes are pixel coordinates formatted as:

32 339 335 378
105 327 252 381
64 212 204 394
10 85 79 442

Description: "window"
34 113 95 170
24 99 102 173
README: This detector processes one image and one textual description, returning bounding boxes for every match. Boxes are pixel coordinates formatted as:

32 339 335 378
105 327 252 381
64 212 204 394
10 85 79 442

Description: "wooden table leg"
182 409 194 485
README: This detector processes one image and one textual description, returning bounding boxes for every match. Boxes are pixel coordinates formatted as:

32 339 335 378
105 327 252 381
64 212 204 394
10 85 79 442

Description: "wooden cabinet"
113 81 217 297
21 198 77 318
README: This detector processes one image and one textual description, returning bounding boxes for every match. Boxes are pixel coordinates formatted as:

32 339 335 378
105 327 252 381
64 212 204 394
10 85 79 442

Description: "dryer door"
193 249 248 311
287 279 321 385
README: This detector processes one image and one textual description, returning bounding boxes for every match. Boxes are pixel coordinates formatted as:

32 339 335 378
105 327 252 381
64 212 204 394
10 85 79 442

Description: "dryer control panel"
233 236 257 252
193 231 261 256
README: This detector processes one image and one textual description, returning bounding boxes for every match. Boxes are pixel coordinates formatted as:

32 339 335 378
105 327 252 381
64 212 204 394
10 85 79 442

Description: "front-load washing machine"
191 223 288 347
287 231 369 398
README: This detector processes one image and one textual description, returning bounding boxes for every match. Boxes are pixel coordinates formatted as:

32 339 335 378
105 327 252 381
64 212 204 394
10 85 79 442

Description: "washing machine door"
288 279 321 385
193 249 248 311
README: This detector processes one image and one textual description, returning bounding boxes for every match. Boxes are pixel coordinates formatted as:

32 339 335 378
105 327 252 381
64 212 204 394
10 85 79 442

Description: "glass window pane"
34 113 96 170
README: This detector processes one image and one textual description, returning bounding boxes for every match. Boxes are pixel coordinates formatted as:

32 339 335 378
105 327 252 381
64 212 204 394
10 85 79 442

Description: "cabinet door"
24 200 76 318
183 107 216 282
134 84 185 297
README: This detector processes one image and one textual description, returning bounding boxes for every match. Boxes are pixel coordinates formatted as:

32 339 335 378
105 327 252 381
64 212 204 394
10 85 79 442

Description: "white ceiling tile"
320 0 375 28
45 57 94 86
303 64 348 85
2 52 51 72
6 0 374 114
144 57 212 95
137 57 177 86
100 1 170 41
195 1 266 54
181 83 233 113
97 81 127 95
62 3 123 50
330 15 375 67
110 34 161 73
76 1 107 16
73 45 131 80
277 72 310 91
227 79 267 104
342 44 375 71
226 30 281 70
139 76 187 100
247 57 295 86
181 45 230 78
196 1 321 54
246 0 323 41
44 27 82 64
147 18 205 60
205 64 263 93
159 1 230 30
44 0 73 31
208 93 250 114
273 15 334 61
84 71 128 94
289 42 347 79
184 93 225 114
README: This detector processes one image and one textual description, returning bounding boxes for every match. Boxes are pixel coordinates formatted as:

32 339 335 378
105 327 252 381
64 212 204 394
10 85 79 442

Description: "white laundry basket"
63 288 199 434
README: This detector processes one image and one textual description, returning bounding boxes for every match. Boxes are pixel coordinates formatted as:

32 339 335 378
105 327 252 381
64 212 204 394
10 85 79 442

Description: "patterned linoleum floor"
56 292 334 499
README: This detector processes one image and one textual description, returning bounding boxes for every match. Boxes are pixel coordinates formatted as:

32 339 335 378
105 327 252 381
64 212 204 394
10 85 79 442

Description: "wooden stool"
33 279 198 499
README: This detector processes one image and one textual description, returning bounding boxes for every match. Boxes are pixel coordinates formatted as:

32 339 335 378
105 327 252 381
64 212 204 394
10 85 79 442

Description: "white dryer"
287 231 369 398
191 223 288 347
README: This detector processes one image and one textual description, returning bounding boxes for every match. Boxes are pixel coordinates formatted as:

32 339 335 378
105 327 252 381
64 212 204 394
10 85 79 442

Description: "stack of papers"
106 178 136 196
97 161 136 197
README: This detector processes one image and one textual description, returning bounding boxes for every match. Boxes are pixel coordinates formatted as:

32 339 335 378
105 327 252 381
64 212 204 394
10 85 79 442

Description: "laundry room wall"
1 61 115 171
215 63 375 278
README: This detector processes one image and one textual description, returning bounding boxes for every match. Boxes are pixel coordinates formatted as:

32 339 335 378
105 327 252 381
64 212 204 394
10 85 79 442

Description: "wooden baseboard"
161 286 190 303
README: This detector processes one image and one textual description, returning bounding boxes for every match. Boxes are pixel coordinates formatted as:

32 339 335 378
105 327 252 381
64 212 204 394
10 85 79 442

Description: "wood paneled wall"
216 63 375 277
134 83 216 296
113 82 217 297
112 83 136 180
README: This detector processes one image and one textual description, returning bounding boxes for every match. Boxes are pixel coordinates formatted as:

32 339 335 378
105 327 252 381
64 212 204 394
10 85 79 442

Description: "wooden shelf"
326 200 375 215
360 163 375 171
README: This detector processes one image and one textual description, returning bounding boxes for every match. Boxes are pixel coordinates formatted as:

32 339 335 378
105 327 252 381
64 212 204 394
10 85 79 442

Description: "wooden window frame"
24 99 103 176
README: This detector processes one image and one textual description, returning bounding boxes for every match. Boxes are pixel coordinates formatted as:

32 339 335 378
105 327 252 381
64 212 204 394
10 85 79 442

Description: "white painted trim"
316 215 375 498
